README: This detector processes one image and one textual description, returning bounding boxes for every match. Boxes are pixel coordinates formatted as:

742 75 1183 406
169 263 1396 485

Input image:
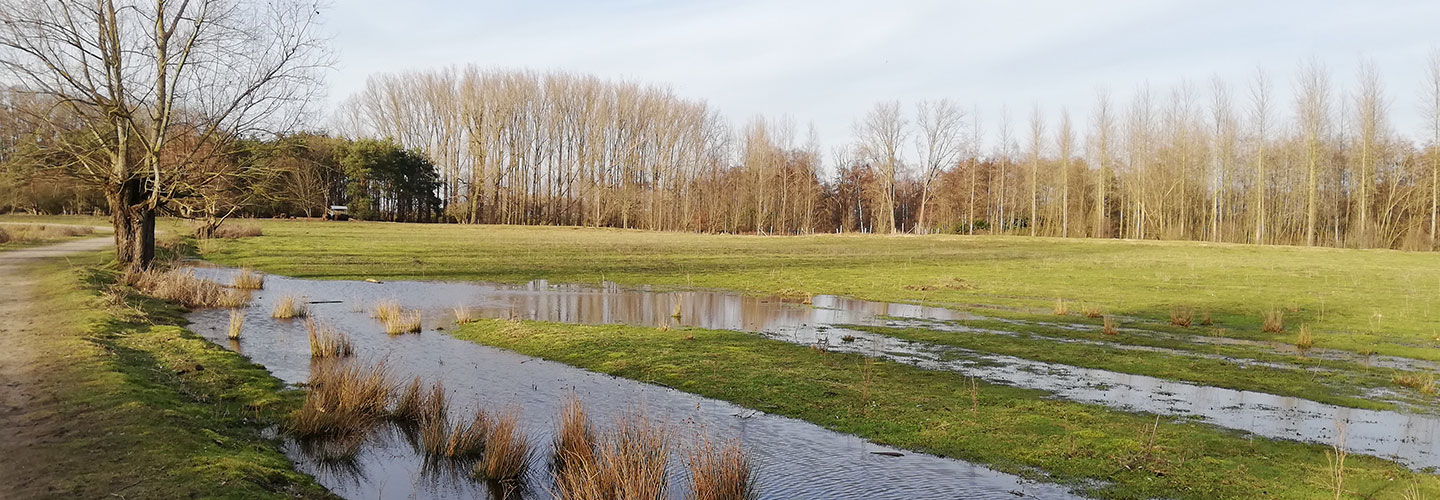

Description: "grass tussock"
1080 303 1103 319
231 268 265 289
1296 324 1315 352
1169 306 1194 327
687 438 757 500
454 306 475 324
392 377 449 425
227 309 245 339
128 268 251 308
373 300 403 323
271 294 308 319
1263 309 1286 333
213 223 263 239
478 408 531 483
1102 316 1119 336
286 361 393 440
306 319 355 358
386 311 423 335
445 410 492 459
1052 298 1068 316
1393 372 1437 396
553 405 670 500
552 394 597 475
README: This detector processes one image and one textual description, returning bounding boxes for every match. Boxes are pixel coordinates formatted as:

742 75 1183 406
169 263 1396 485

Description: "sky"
322 0 1440 154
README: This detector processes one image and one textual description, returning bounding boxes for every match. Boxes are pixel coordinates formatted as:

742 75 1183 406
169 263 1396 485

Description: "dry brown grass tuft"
1052 298 1068 316
1102 316 1119 336
271 294 307 319
687 438 757 500
1169 306 1193 327
1080 303 1103 318
386 310 423 335
1263 309 1285 333
1295 324 1315 352
392 378 449 426
231 268 265 289
454 306 474 324
212 223 263 239
227 309 245 340
446 409 492 459
1393 372 1437 395
553 408 669 500
307 319 355 358
286 360 392 439
129 268 251 308
479 408 531 483
373 300 402 323
552 395 597 475
1199 311 1213 326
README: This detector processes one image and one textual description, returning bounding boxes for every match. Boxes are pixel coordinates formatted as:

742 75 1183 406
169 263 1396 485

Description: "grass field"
185 219 1440 362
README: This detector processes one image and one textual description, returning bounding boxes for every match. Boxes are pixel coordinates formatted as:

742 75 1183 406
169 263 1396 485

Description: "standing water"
186 269 1087 500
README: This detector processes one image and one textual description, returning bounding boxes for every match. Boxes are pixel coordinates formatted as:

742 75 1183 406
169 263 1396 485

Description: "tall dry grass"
128 268 251 308
307 319 355 358
1102 316 1119 336
479 408 532 483
454 306 475 324
272 294 308 319
1263 309 1286 333
554 406 669 500
552 395 597 475
1296 324 1315 352
687 438 756 500
374 300 422 334
1052 298 1068 316
212 223 263 239
231 268 265 289
286 361 393 439
227 309 245 339
1169 306 1193 327
1393 372 1437 395
445 410 492 459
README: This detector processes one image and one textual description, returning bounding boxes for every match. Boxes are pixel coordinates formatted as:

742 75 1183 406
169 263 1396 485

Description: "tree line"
332 56 1440 250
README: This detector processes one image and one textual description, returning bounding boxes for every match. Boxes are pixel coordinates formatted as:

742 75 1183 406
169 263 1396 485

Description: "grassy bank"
7 253 330 499
451 318 1439 500
183 220 1440 362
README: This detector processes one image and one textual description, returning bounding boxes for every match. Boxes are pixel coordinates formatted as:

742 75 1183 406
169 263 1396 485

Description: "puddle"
184 270 1085 500
186 268 1440 474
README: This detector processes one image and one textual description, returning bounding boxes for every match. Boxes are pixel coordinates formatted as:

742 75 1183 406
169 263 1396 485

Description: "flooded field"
186 268 1086 499
184 267 1440 499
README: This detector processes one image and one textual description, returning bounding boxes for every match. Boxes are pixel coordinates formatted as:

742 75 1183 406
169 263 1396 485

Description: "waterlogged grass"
843 322 1426 412
450 318 1440 500
185 220 1440 362
13 255 330 499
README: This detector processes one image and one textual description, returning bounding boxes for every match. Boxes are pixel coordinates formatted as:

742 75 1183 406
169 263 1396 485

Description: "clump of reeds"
373 300 402 323
128 268 252 308
386 310 423 335
1393 372 1437 396
1052 298 1068 316
212 223 263 239
454 306 474 324
1262 309 1285 333
231 268 265 289
1169 306 1193 327
445 410 492 459
479 408 531 483
1102 316 1119 336
1295 324 1315 352
553 407 669 500
1080 303 1103 318
227 309 245 339
552 395 597 475
672 299 683 319
307 319 355 358
687 438 757 500
271 294 307 319
286 361 393 439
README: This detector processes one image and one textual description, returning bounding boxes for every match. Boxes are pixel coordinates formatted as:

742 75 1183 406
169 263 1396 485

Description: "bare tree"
0 0 329 270
1250 68 1272 244
1296 59 1331 246
1092 89 1115 238
1057 108 1074 237
1352 58 1387 246
1028 105 1046 236
855 101 906 233
1426 49 1440 243
913 99 965 234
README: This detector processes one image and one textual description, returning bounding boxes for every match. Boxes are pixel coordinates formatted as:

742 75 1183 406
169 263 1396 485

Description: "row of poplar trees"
336 55 1440 250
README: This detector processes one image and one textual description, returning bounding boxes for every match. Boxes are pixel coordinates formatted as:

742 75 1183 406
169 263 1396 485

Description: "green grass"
450 318 1440 500
183 220 1440 362
9 253 331 499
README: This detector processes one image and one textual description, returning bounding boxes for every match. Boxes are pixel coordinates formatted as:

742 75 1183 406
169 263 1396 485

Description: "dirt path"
0 236 112 495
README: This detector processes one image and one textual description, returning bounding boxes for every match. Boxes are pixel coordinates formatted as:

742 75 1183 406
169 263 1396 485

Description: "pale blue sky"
324 0 1440 152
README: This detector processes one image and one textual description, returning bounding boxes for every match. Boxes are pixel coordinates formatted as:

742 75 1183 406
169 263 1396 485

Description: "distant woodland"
6 55 1440 250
